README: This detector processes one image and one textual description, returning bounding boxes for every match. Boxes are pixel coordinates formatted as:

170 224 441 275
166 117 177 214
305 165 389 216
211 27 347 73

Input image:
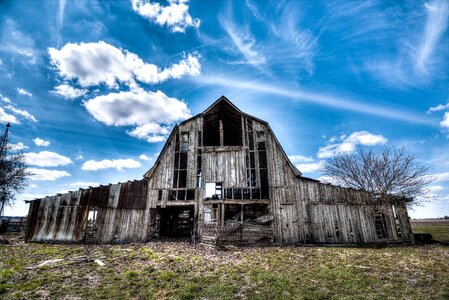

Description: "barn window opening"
335 222 340 238
180 133 189 152
203 100 243 146
158 190 163 201
85 207 98 242
374 213 388 239
167 189 195 201
88 209 97 222
205 182 222 200
197 131 202 147
197 149 202 188
173 132 188 189
391 204 402 238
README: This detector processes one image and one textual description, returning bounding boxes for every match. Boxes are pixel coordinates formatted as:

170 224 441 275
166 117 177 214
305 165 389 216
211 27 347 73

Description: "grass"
411 219 449 241
0 221 448 299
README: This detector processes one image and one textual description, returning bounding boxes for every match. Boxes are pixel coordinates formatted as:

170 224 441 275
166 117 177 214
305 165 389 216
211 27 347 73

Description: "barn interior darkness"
159 206 194 237
203 100 243 146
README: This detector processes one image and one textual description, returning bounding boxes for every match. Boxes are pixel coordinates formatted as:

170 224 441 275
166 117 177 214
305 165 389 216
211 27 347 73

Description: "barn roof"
143 96 302 178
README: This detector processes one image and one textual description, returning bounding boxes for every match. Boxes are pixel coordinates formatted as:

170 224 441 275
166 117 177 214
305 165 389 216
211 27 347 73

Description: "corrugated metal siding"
26 179 154 243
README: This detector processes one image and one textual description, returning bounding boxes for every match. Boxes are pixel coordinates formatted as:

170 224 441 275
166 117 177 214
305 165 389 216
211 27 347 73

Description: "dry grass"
1 234 449 299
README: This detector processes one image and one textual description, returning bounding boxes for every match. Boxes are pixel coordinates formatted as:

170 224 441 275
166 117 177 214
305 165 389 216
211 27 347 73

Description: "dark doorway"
159 206 194 237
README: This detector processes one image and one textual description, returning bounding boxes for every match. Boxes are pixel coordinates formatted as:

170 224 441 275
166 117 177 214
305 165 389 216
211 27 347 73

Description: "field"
411 219 449 242
0 220 448 300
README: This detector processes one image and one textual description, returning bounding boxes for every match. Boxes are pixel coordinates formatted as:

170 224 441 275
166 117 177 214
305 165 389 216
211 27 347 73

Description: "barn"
25 96 414 245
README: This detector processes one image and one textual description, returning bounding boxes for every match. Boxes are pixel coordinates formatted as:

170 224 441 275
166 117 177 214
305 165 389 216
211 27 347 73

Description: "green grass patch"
412 224 449 241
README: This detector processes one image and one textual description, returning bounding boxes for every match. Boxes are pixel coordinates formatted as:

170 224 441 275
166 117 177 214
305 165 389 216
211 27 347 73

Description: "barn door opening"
84 206 98 242
159 206 194 238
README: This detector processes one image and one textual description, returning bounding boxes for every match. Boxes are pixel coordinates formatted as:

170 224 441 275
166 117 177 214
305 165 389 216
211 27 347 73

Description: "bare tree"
323 146 433 203
0 123 31 216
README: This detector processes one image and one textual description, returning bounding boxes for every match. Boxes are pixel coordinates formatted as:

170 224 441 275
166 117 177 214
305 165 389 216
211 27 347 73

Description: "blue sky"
1 0 449 218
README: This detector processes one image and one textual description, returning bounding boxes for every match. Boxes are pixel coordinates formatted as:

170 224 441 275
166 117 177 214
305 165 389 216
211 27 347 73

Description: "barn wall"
270 176 414 244
26 180 156 243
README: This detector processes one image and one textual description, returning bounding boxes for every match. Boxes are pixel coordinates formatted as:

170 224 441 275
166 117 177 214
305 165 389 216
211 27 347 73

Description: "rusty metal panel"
118 180 147 209
80 189 91 206
88 185 110 208
108 184 121 208
25 199 40 242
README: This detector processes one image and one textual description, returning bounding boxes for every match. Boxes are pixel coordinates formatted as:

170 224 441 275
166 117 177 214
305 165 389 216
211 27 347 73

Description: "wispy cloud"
219 16 266 66
5 105 37 122
57 0 66 29
270 5 319 75
199 75 435 125
364 1 449 87
415 0 449 73
427 101 449 113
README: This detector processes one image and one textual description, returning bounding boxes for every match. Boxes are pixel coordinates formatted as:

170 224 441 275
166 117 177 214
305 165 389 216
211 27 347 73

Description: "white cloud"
82 158 142 171
70 182 100 188
28 168 71 181
24 151 73 167
127 123 170 143
415 0 449 72
84 88 190 142
0 94 12 103
427 102 449 113
295 161 324 174
48 41 200 88
16 87 32 97
51 84 88 99
10 142 28 151
431 171 449 182
139 154 150 161
317 176 339 185
33 137 50 147
75 154 84 160
84 89 190 126
5 105 37 122
0 107 19 124
440 112 449 128
318 131 387 158
131 0 200 33
428 185 445 193
288 155 314 164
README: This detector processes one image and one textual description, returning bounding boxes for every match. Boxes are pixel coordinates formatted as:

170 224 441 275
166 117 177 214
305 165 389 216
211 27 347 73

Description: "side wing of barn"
25 180 153 243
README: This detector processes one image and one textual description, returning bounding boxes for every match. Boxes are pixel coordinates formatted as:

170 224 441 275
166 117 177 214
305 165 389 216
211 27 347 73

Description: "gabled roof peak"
202 95 242 115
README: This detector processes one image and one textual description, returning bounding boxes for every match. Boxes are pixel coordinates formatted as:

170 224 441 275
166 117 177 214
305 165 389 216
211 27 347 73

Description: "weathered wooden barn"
25 96 414 245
